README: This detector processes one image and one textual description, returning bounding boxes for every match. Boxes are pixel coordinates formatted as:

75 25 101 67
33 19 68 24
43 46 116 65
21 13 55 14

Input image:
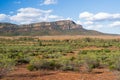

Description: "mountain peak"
0 20 105 36
21 20 83 30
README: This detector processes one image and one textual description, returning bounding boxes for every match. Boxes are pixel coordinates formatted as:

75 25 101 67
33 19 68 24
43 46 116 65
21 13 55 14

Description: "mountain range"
0 20 110 36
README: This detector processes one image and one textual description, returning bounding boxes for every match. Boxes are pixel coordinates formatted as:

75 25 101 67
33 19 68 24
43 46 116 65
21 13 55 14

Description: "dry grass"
0 35 120 40
35 35 120 40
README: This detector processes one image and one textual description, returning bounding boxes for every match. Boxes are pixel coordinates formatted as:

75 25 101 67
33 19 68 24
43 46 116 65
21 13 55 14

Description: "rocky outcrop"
0 20 104 36
20 20 83 30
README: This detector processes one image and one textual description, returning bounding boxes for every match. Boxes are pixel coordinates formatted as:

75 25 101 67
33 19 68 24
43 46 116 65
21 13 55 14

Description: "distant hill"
0 20 110 36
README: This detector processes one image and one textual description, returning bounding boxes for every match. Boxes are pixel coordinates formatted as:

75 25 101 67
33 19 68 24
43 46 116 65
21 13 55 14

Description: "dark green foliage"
29 58 61 70
38 40 42 46
27 64 35 71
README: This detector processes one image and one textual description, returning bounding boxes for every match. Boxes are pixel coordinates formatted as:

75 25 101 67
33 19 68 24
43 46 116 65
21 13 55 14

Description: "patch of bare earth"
1 65 116 80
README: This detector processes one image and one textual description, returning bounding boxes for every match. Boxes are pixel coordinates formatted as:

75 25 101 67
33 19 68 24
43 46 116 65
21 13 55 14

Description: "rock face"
21 20 83 30
0 20 104 36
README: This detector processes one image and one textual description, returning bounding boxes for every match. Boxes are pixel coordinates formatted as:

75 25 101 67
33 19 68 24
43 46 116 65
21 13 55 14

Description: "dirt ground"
1 64 117 80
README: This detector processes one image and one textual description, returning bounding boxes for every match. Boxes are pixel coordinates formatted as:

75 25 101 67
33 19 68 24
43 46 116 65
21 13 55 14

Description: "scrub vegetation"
0 36 120 79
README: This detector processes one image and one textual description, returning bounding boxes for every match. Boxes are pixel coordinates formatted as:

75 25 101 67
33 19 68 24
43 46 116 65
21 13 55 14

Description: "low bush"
28 57 81 71
82 54 100 72
27 64 35 71
59 58 81 71
0 54 15 78
108 54 120 71
29 58 61 70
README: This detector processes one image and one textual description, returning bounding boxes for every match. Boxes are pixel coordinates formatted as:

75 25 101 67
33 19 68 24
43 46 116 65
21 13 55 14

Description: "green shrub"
42 52 62 59
39 60 61 70
38 40 42 46
115 58 120 71
79 50 88 54
29 57 81 71
29 58 61 70
0 54 15 78
113 57 120 71
82 54 100 72
108 53 120 71
27 64 35 71
109 64 116 70
59 58 80 71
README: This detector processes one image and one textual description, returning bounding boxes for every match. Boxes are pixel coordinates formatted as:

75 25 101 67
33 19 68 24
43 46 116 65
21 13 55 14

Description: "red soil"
1 65 117 80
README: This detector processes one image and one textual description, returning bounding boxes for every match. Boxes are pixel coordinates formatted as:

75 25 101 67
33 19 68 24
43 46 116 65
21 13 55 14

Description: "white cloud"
113 13 120 19
85 24 103 30
66 17 73 20
48 15 62 19
10 7 62 24
84 21 93 25
0 14 8 21
41 0 57 5
48 15 64 21
110 21 120 27
79 12 120 21
10 8 51 24
79 11 120 31
76 20 82 25
93 12 111 21
79 12 93 20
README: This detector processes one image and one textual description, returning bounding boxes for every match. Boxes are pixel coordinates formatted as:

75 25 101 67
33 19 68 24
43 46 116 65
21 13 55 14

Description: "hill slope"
0 20 105 36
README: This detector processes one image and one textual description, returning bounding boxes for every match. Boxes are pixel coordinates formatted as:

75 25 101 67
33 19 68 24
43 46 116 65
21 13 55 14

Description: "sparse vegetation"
0 36 120 79
0 54 15 78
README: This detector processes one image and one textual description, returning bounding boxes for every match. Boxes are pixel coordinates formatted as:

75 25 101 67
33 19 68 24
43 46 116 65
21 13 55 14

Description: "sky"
0 0 120 34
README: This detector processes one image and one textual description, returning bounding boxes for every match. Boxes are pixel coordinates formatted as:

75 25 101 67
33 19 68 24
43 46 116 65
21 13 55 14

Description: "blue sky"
0 0 120 34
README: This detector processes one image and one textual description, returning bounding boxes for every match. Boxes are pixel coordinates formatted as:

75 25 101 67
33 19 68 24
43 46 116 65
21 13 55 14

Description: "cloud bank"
41 0 57 5
78 12 120 30
0 7 63 24
79 12 120 21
